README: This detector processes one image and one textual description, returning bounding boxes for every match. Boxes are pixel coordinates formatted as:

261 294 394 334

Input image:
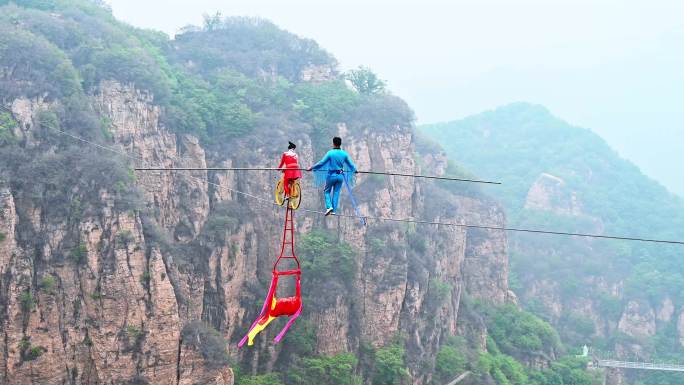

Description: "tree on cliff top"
346 66 386 95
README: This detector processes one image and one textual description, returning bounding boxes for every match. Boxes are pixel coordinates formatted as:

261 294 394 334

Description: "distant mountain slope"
421 103 684 384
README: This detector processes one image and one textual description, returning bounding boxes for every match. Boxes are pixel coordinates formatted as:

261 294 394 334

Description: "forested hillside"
421 103 684 385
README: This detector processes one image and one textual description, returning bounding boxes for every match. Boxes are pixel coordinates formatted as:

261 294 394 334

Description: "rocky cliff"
0 79 511 384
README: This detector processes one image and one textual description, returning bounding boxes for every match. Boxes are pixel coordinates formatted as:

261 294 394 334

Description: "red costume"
278 149 302 196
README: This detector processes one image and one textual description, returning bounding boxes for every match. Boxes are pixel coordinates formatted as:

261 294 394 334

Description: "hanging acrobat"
238 175 303 347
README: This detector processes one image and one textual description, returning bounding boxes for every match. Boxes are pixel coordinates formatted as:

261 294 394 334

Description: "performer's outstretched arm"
310 152 331 171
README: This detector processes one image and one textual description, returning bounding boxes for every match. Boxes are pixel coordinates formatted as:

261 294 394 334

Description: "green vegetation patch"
18 335 44 361
39 275 56 293
488 304 561 357
236 373 284 385
300 230 356 285
70 243 88 265
0 112 17 145
19 290 35 312
287 353 362 385
434 337 467 383
372 340 410 385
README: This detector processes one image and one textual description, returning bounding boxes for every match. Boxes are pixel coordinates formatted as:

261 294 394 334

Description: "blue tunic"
311 149 357 175
311 149 357 212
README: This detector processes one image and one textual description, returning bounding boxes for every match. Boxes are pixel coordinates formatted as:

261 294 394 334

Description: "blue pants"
324 174 344 212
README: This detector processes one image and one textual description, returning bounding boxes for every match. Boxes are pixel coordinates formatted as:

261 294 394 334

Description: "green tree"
372 342 409 385
40 275 56 293
203 11 222 31
435 346 466 382
0 112 17 145
71 243 88 265
434 338 467 382
19 291 35 312
236 373 283 385
292 80 359 131
0 25 81 98
488 304 560 357
475 352 529 385
346 66 386 95
427 278 452 306
288 353 362 385
299 230 356 286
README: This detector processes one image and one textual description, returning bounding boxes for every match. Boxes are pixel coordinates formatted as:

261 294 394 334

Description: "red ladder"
238 206 303 347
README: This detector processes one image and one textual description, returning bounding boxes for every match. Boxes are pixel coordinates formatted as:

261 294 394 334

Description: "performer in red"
278 141 302 197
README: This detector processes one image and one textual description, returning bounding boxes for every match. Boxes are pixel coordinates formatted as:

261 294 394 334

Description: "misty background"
107 0 684 196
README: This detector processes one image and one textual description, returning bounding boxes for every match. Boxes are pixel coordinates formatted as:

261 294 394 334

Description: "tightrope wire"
2 104 683 245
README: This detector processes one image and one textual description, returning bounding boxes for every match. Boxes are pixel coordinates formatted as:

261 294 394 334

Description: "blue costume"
311 149 357 213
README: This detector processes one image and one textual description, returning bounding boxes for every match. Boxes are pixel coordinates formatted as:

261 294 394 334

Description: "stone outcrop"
93 80 211 239
657 297 674 322
525 173 582 216
299 64 335 83
10 97 54 148
0 186 17 272
618 301 656 339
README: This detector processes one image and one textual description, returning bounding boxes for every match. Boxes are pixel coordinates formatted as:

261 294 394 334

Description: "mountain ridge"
424 101 682 200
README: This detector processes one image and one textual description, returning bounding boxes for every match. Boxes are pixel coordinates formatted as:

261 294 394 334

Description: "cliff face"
0 80 511 384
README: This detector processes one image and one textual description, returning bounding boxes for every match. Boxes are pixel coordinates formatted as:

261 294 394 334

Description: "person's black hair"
333 137 342 147
288 141 296 149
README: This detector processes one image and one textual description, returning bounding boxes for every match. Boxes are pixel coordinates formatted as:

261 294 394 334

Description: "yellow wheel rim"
288 182 301 210
275 180 285 206
290 181 300 198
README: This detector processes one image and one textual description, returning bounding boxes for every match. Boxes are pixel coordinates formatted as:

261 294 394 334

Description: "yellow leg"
247 297 277 346
247 315 276 346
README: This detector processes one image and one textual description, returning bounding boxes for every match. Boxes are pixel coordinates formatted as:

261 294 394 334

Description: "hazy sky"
107 0 684 196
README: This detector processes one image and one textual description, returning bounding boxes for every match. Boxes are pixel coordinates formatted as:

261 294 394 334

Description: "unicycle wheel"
288 181 301 210
275 179 285 206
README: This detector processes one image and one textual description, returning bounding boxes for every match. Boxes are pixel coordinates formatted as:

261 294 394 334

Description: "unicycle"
275 178 301 210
